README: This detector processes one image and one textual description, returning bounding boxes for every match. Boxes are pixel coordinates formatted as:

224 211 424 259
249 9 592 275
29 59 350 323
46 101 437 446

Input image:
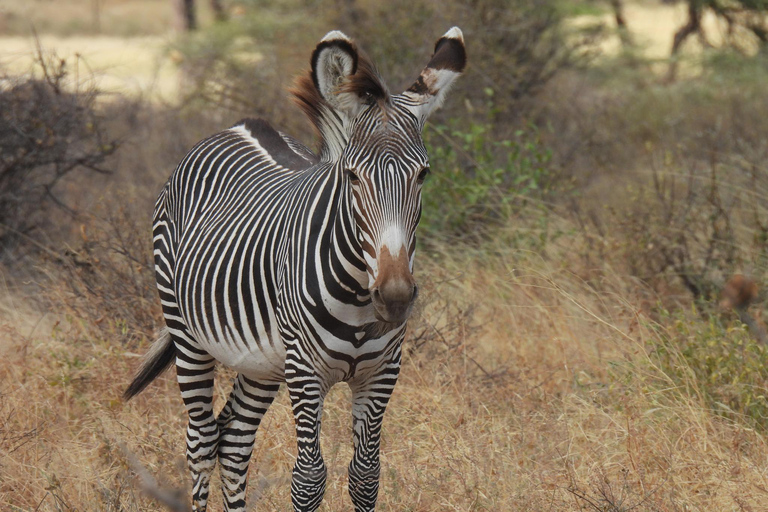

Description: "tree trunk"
667 0 703 82
172 0 197 32
210 0 227 22
610 0 632 47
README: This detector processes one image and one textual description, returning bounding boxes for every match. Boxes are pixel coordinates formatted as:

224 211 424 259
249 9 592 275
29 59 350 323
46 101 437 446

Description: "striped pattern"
128 28 465 512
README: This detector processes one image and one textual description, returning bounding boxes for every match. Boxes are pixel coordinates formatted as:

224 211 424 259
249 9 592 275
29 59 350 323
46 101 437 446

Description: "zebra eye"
346 169 360 184
417 167 431 183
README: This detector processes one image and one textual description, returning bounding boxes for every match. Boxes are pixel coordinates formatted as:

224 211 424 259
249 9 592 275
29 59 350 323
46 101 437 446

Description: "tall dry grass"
2 226 768 510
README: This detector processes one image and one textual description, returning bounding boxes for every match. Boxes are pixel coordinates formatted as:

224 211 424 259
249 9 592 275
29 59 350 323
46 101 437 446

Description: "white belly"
193 326 287 382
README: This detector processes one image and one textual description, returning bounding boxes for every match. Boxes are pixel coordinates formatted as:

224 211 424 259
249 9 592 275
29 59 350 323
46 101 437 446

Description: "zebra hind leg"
175 338 219 512
216 374 280 511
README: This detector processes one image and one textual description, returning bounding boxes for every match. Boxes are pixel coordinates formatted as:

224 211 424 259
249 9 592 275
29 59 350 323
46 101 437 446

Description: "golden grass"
1 0 181 37
0 35 180 101
2 239 767 511
573 1 729 60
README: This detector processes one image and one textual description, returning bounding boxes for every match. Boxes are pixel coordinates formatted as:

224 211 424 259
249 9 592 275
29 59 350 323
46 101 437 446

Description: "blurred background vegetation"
3 0 768 510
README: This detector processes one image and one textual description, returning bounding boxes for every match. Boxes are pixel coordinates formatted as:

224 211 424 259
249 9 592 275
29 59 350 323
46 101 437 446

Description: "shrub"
578 149 768 305
42 205 159 346
344 0 598 125
648 307 768 429
420 117 558 247
0 51 116 253
172 0 597 144
167 0 323 141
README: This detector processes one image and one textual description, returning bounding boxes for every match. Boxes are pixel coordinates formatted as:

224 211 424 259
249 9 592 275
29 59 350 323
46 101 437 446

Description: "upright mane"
290 40 389 162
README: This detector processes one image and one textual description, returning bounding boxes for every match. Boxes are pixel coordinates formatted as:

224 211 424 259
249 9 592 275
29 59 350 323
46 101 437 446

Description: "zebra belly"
190 326 287 381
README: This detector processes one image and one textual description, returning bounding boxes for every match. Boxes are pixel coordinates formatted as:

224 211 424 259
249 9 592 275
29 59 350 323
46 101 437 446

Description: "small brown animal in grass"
720 275 766 345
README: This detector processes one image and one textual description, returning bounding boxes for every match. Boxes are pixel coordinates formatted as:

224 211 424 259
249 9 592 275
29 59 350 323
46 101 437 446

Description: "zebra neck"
327 170 368 293
317 107 350 163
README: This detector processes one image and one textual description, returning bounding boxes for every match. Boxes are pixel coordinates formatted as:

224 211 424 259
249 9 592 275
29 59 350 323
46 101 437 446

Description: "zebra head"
293 28 466 324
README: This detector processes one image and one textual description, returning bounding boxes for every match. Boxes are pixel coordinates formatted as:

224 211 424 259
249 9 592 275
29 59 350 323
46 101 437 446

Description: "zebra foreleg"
216 374 280 511
175 346 218 512
347 353 401 512
286 363 328 512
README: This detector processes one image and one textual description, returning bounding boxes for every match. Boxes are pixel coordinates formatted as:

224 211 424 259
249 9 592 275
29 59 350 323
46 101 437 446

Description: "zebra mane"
290 41 389 162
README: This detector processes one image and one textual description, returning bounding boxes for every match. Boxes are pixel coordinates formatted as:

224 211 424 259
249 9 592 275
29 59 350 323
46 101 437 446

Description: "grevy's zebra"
125 28 466 512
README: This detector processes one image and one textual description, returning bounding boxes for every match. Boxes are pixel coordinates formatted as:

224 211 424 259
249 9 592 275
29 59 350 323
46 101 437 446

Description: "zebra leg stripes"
348 348 402 512
175 345 218 512
286 355 329 512
217 375 280 510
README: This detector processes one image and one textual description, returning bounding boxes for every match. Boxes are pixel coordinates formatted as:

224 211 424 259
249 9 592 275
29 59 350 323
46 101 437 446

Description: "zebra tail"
123 328 176 400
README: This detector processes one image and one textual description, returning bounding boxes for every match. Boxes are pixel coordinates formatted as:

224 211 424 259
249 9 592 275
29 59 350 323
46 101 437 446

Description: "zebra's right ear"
311 31 365 120
404 27 467 121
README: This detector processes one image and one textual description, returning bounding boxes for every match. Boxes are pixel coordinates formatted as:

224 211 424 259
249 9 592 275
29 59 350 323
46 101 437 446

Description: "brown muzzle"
370 246 418 324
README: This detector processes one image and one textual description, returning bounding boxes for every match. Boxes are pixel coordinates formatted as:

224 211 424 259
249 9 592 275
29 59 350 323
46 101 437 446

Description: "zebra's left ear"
311 30 381 121
404 27 467 120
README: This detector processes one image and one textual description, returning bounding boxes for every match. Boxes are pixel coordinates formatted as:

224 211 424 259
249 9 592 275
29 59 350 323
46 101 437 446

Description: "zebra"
124 27 466 512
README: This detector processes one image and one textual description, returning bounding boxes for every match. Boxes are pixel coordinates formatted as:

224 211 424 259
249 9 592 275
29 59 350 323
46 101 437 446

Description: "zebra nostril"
376 281 416 309
412 284 419 302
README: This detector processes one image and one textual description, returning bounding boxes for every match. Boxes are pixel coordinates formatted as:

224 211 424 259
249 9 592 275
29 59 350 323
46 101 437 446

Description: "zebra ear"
404 27 467 120
311 31 365 119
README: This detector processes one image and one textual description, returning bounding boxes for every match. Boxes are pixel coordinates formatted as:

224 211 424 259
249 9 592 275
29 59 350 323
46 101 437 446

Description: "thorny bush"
0 51 116 253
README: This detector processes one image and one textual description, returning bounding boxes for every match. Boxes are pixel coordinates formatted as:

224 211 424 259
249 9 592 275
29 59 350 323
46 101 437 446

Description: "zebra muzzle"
370 244 418 324
370 279 418 324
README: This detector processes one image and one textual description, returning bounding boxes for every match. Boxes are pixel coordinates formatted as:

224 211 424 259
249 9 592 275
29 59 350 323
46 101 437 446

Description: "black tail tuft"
124 329 176 401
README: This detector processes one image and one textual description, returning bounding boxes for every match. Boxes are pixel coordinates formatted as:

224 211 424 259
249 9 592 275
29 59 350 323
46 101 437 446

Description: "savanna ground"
2 0 768 510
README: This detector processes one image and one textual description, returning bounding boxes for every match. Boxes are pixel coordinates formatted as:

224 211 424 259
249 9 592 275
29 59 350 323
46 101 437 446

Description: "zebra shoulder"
232 118 319 170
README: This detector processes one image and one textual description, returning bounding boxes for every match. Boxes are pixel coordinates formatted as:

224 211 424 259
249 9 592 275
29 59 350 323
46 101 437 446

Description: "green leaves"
650 308 768 429
420 119 555 244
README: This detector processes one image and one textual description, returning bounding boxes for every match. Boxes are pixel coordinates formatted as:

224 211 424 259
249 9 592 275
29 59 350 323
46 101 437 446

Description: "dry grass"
2 2 768 511
2 234 768 511
0 35 181 101
573 1 729 59
1 0 186 37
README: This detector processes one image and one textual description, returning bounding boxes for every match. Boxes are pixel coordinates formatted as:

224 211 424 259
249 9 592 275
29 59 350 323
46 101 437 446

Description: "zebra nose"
371 279 417 323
